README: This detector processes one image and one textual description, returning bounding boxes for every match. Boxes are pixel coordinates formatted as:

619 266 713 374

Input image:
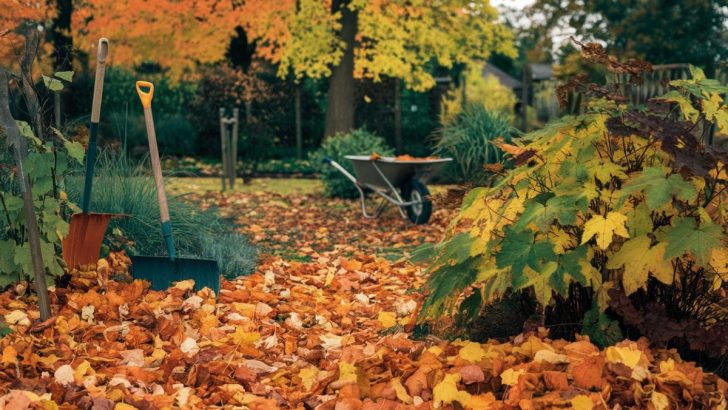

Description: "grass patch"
65 153 257 279
168 177 323 196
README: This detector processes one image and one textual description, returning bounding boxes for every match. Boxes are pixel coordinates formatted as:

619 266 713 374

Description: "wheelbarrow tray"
130 255 220 294
344 155 452 191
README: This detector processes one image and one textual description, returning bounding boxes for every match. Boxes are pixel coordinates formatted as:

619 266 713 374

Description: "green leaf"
0 240 18 275
663 217 724 265
515 195 582 231
624 202 653 237
0 322 12 337
16 121 41 147
1 195 23 213
42 75 64 92
619 167 696 210
656 90 700 123
52 127 84 164
582 304 622 348
498 227 556 282
520 261 558 306
54 71 74 82
689 65 706 81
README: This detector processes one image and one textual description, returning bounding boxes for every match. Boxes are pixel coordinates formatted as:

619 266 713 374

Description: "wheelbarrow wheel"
402 180 432 224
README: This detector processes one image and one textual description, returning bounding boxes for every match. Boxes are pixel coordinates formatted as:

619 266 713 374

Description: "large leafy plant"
0 72 84 286
419 52 728 354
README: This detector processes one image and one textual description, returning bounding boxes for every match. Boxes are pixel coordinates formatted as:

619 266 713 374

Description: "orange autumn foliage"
71 0 246 79
0 1 53 69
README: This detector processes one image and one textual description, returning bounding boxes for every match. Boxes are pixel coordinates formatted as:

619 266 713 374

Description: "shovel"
62 38 122 270
130 81 220 294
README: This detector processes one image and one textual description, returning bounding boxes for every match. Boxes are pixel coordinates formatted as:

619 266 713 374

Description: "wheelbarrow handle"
323 157 358 185
137 80 176 261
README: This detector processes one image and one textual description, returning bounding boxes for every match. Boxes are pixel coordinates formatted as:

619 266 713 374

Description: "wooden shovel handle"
90 38 109 123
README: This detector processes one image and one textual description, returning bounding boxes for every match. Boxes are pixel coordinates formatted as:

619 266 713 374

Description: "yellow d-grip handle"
136 81 154 108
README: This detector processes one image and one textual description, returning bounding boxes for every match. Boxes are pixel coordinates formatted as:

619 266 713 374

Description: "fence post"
219 107 228 191
231 108 239 189
521 65 531 132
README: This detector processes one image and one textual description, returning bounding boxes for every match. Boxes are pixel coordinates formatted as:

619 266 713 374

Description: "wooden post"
394 79 402 153
219 108 228 191
295 84 303 159
521 65 532 132
231 108 239 189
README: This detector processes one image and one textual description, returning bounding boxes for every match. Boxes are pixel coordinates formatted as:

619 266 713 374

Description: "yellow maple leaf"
607 235 674 294
298 366 319 391
709 247 728 280
458 341 487 363
581 211 629 249
232 327 260 345
570 394 594 410
605 345 649 380
702 93 723 121
499 368 524 386
605 345 642 368
337 362 358 384
377 311 397 328
651 391 670 410
433 373 472 408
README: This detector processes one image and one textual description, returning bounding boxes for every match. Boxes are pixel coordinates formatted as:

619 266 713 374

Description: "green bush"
420 64 728 358
433 104 515 184
310 129 394 198
65 152 257 278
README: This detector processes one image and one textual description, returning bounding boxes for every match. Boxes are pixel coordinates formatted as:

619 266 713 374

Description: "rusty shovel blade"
62 212 115 270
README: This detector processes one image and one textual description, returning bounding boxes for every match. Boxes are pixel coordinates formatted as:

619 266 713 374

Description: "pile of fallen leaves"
0 249 726 409
190 191 453 258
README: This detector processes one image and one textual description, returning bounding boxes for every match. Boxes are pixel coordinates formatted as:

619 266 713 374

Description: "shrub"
440 66 518 124
310 129 394 198
433 104 515 184
419 54 728 359
64 152 257 278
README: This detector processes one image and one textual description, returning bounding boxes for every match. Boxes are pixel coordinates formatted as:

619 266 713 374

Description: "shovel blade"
130 255 220 294
62 213 114 270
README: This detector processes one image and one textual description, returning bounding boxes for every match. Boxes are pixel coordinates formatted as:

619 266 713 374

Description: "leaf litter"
0 189 725 409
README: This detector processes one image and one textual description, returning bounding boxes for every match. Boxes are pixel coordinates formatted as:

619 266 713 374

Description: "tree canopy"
527 0 728 70
71 0 245 78
242 0 516 91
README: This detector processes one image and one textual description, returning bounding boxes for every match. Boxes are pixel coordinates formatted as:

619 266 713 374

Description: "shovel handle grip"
137 80 176 261
90 38 109 123
136 81 154 109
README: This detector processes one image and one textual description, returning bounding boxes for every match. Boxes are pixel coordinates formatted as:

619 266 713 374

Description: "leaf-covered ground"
0 184 726 409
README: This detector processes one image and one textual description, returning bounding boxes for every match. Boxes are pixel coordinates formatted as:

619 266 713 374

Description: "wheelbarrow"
323 155 451 224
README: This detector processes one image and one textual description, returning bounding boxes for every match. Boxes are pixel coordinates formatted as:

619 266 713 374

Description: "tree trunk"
51 0 73 71
394 79 402 153
324 0 358 138
295 84 303 158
